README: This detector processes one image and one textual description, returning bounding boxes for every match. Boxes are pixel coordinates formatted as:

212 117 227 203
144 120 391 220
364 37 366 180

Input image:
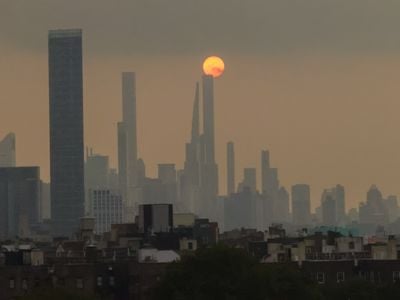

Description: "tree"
153 245 322 300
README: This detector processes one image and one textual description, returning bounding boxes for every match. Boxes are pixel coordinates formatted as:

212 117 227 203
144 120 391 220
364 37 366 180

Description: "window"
349 242 355 250
76 278 83 289
393 271 400 282
22 279 28 290
109 276 115 287
316 272 325 284
9 279 15 289
359 271 367 280
337 272 345 283
188 242 193 250
97 276 103 287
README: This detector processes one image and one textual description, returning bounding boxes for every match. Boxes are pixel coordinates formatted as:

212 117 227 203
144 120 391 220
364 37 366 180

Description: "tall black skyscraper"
49 29 85 236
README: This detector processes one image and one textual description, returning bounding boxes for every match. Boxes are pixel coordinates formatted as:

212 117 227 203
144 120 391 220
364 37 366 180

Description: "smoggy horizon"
3 0 400 211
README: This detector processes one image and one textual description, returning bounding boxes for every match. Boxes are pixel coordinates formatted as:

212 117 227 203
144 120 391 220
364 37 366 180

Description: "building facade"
49 29 85 237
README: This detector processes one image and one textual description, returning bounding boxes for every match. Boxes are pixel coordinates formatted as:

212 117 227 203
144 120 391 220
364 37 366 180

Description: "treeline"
153 245 400 300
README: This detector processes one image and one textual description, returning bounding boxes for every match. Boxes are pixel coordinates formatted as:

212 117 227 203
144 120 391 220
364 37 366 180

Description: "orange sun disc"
202 56 225 78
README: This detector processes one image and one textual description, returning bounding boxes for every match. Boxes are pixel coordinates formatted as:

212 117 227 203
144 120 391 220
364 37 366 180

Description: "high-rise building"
89 189 123 234
321 189 337 226
238 168 257 193
277 187 290 223
291 184 311 226
319 184 346 226
158 164 178 207
40 181 51 221
226 141 235 196
117 122 127 200
359 185 388 225
0 167 40 239
385 195 399 223
261 150 280 226
335 184 345 224
200 75 219 218
181 83 201 214
0 133 16 167
49 29 85 237
85 149 111 214
118 72 138 221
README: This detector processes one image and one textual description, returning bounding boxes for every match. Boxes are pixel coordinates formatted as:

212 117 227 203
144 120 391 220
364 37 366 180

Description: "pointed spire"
191 82 200 142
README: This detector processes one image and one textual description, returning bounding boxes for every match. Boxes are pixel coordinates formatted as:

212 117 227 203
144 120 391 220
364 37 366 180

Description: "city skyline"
4 2 400 210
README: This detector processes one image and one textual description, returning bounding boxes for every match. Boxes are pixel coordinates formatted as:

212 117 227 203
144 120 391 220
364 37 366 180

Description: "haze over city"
5 1 400 299
3 1 400 210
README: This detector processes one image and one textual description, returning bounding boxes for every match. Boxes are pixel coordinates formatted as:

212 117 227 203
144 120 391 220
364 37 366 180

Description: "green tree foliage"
153 245 322 300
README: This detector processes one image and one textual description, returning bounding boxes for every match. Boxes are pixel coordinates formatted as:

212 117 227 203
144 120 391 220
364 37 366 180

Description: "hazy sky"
2 0 400 210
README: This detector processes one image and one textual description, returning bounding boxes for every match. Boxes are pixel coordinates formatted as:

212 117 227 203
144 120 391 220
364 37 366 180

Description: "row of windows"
315 271 400 284
8 276 116 290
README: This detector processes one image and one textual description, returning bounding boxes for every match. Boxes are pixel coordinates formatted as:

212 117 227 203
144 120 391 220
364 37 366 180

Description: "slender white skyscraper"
118 72 138 220
0 133 16 167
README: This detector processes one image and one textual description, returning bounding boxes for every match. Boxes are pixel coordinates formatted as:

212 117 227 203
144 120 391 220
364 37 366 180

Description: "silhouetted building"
277 186 290 223
238 168 257 193
0 167 40 239
181 83 201 213
226 141 235 195
385 195 399 223
261 150 280 226
359 185 388 225
158 164 178 207
321 190 337 226
320 184 346 226
49 29 85 237
200 75 219 218
0 133 16 167
89 189 123 234
224 188 256 230
40 181 50 221
118 72 139 221
138 204 173 234
292 184 311 226
85 149 110 213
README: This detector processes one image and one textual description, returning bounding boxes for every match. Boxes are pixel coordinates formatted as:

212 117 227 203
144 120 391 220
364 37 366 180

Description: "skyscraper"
181 83 201 213
226 141 235 195
118 72 138 220
239 168 257 193
0 133 16 167
261 150 279 225
49 29 85 236
291 184 311 226
0 167 40 239
200 75 219 217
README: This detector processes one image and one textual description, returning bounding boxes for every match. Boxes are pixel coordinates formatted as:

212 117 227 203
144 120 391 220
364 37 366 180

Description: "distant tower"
261 150 279 225
49 29 85 237
200 75 219 217
241 168 256 193
0 133 16 167
117 122 127 201
291 184 311 226
226 142 235 195
182 83 201 213
118 72 138 220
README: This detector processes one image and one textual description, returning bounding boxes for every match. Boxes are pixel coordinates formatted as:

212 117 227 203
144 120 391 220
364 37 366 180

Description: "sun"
203 56 225 78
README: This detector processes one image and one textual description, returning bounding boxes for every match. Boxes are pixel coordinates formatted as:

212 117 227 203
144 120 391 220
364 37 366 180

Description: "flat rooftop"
49 29 82 38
